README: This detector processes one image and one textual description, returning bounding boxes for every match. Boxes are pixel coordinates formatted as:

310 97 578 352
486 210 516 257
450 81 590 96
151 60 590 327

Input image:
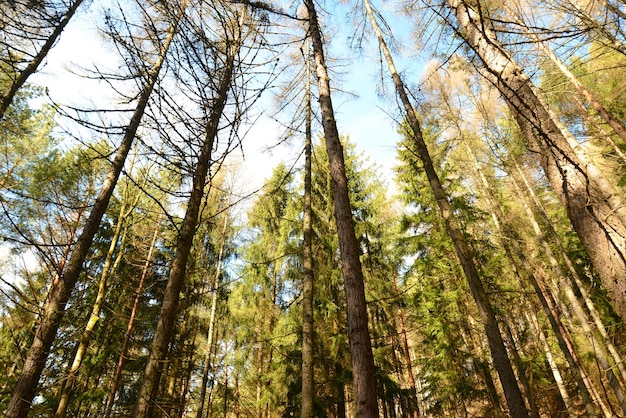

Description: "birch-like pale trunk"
54 198 130 418
445 0 626 321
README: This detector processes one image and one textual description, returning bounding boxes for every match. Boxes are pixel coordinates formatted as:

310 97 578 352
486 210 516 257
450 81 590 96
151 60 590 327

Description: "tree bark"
473 147 604 416
133 14 237 415
197 200 231 418
445 0 626 321
55 183 139 418
301 36 315 418
362 0 528 415
303 1 379 416
504 4 626 148
392 276 421 418
3 5 181 416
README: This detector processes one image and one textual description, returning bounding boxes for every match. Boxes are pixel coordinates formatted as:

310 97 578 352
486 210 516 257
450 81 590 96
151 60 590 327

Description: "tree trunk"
445 0 626 321
0 0 85 119
303 1 379 416
3 5 181 416
362 1 528 415
392 276 421 418
301 36 315 418
534 315 573 415
197 201 231 418
104 216 161 417
507 161 626 414
475 154 604 416
510 157 626 386
132 17 237 416
55 190 135 418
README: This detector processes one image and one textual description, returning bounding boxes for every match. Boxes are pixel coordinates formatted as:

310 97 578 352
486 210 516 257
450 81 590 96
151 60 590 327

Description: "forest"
1 0 626 416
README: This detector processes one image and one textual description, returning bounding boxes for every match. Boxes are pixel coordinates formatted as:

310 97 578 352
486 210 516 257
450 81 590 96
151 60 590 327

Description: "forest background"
1 0 626 417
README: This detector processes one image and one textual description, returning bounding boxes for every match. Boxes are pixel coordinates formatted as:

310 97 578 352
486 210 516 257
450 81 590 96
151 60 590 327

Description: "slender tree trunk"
392 276 421 418
362 1 528 415
197 202 231 418
506 161 626 414
55 190 136 418
301 35 315 418
104 217 161 418
303 1 379 416
474 156 604 416
445 0 626 321
510 157 626 386
533 315 573 415
133 20 237 416
0 0 85 119
3 6 181 416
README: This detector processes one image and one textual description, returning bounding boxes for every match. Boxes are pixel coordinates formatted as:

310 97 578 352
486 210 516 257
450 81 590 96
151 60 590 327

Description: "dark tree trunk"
132 22 236 417
0 0 85 119
303 0 379 416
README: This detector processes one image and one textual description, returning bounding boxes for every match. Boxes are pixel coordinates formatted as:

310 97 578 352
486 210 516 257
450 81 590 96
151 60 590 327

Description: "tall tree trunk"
362 1 528 415
533 314 573 415
445 0 626 321
507 161 626 414
3 5 182 416
510 157 626 386
303 1 379 416
104 216 161 418
471 146 604 416
0 0 85 119
301 35 315 418
197 200 231 418
133 17 237 416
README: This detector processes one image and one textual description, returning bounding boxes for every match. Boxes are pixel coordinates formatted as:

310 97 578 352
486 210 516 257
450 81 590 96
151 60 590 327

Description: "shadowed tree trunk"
133 8 240 415
303 0 379 416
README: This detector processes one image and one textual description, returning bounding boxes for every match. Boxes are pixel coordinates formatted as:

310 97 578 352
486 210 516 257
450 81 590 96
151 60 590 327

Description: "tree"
441 0 626 322
133 2 257 414
301 36 315 418
4 1 184 415
363 1 529 415
303 1 379 415
0 0 86 119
